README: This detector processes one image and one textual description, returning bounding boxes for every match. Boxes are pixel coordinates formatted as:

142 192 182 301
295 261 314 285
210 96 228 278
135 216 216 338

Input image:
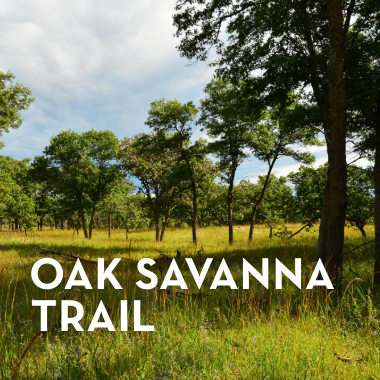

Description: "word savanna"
31 257 333 332
32 257 333 291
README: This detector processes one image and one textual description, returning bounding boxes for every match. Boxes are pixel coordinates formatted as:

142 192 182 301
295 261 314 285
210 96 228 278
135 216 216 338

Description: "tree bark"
126 228 129 240
324 0 348 285
88 208 96 239
248 158 276 242
374 100 380 283
227 169 236 245
357 224 366 237
191 180 198 245
80 211 88 238
154 208 161 242
160 222 166 242
108 214 111 238
316 167 331 263
178 133 198 245
160 208 170 242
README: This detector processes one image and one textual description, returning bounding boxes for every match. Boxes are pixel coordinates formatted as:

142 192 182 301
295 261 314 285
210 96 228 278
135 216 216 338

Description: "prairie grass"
0 224 379 379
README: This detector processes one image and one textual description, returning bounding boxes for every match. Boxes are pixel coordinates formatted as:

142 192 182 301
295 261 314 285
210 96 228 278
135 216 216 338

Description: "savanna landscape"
0 224 379 379
0 0 380 379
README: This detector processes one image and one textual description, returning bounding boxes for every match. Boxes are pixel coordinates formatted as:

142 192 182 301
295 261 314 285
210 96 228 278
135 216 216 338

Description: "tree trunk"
126 228 129 240
40 217 44 231
324 0 347 285
155 208 161 242
108 214 111 238
316 167 331 263
24 227 27 236
227 174 235 245
160 208 170 242
357 224 366 237
374 100 380 284
248 159 276 242
269 225 273 238
191 180 198 245
160 222 166 242
80 211 88 238
15 218 18 230
88 208 96 239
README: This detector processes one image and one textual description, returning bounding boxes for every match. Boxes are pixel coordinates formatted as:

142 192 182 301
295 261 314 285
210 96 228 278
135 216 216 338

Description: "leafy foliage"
0 71 34 149
30 130 124 238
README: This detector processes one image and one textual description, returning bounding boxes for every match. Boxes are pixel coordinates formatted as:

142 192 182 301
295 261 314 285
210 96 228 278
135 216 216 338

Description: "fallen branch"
37 247 97 264
288 222 312 239
15 320 32 328
155 253 172 263
343 240 375 256
334 352 368 363
161 289 211 300
36 247 133 264
12 329 43 379
348 266 362 279
12 291 66 379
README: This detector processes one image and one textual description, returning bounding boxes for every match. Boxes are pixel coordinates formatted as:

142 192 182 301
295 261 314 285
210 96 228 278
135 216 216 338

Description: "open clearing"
0 225 379 379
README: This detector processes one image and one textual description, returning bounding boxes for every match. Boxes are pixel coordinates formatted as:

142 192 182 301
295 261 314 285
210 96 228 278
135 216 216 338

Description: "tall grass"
0 224 379 379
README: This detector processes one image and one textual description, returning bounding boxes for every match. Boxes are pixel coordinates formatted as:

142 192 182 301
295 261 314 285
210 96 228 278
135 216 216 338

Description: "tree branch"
288 222 312 239
343 239 375 256
343 0 356 38
347 88 380 103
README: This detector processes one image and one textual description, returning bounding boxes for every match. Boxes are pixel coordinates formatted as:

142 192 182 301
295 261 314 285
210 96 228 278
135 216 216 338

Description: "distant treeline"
0 120 374 247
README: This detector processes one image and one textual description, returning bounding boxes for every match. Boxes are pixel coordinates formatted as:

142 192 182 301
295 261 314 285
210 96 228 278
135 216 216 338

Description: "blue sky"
0 0 365 185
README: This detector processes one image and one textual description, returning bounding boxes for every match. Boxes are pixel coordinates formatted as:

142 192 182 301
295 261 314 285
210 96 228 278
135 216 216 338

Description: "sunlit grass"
0 224 378 379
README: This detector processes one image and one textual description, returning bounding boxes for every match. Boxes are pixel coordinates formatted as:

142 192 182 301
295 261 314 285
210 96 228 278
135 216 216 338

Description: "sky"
0 0 368 185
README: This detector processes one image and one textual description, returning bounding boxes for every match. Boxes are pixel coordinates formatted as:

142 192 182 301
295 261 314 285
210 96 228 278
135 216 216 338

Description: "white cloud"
0 0 214 159
297 145 327 154
2 0 366 189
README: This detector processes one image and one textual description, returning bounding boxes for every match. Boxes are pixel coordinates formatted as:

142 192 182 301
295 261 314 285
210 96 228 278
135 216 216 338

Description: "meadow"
0 224 379 380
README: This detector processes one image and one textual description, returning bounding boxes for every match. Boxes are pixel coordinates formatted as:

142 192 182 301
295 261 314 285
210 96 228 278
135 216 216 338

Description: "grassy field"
0 224 379 379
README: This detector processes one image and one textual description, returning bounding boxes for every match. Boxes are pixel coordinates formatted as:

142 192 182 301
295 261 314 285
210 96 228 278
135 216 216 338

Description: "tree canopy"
0 71 34 149
30 130 124 239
